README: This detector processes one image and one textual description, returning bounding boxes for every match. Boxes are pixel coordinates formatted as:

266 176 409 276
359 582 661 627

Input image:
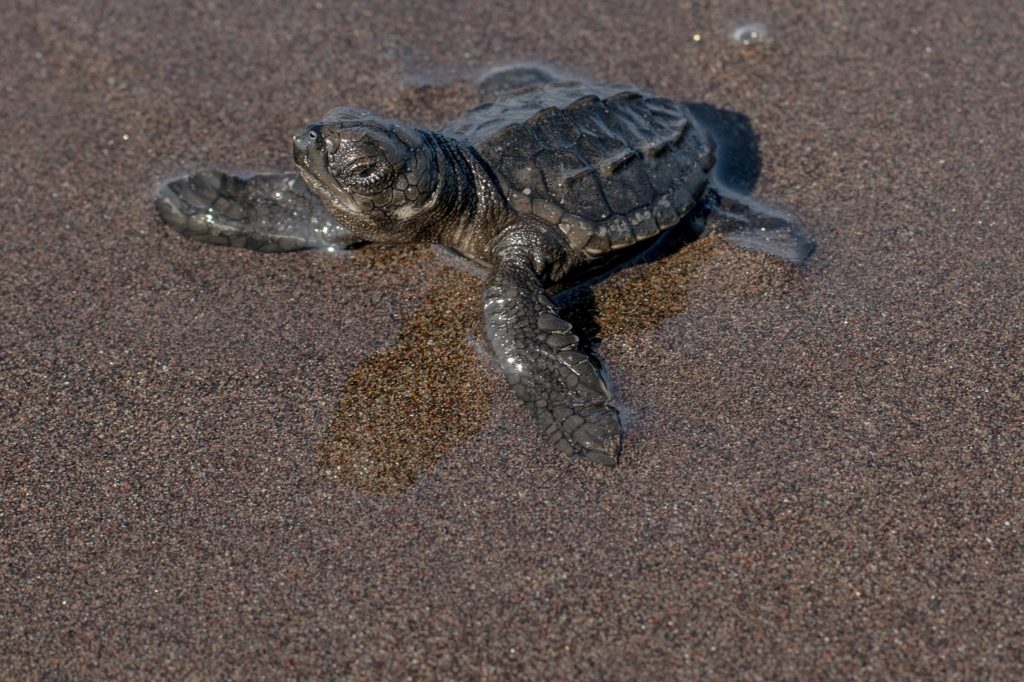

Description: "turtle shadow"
687 103 762 194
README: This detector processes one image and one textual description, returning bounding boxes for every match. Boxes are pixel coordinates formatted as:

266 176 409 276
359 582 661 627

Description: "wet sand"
3 0 1023 677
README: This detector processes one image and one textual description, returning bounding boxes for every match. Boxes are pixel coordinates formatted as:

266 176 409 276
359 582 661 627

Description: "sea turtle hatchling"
156 69 814 466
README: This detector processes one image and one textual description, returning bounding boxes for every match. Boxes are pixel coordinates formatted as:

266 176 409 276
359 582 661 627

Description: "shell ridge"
461 82 712 250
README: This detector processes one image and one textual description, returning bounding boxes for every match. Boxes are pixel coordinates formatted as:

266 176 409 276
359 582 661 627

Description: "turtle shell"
443 83 716 256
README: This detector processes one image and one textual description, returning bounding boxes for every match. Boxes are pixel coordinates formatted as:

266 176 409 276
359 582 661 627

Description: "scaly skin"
483 226 620 464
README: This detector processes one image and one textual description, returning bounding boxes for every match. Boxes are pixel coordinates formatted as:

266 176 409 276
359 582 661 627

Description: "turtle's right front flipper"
155 170 360 252
483 250 621 465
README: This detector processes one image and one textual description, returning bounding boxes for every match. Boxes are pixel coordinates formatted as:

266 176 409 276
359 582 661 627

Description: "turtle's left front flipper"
483 250 621 465
155 170 360 252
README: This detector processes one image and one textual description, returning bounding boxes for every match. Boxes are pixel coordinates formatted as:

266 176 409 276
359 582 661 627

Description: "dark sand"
3 0 1023 677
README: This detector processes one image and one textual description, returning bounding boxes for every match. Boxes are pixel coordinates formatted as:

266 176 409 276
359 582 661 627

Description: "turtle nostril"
303 124 323 144
293 124 324 163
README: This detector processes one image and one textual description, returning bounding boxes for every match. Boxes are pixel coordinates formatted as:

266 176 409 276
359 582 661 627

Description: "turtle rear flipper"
483 237 621 465
704 189 816 265
155 170 359 252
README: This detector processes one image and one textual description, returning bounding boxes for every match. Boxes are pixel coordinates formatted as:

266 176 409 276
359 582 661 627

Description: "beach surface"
3 0 1022 677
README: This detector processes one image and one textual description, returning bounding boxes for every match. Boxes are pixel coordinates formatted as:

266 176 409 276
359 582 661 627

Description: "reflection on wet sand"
319 232 799 493
318 263 496 493
560 237 717 345
589 234 801 339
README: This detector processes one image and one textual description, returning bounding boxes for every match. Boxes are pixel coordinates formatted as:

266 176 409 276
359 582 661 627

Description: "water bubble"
730 22 772 46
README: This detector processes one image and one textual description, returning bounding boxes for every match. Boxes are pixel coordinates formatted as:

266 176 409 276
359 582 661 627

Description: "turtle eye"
346 159 389 187
353 164 377 179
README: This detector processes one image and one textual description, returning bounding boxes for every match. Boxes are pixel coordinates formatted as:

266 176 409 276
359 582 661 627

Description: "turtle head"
293 107 440 242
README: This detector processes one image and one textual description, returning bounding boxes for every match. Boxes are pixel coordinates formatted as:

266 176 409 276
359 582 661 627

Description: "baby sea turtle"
156 68 813 466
